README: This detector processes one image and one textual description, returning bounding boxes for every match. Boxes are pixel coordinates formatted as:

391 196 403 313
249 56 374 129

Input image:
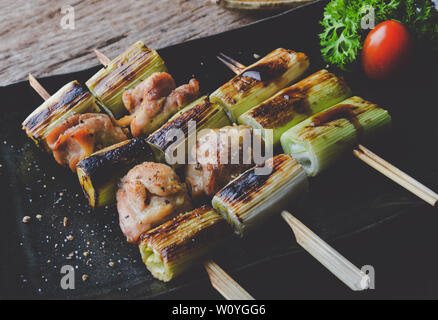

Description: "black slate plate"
1 0 438 299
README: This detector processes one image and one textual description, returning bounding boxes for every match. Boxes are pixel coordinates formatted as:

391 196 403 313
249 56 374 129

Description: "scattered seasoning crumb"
108 261 115 268
86 241 91 246
63 217 68 227
51 176 55 180
253 53 261 59
67 252 74 260
22 216 31 223
59 192 64 197
54 244 59 249
47 260 51 264
66 235 74 241
82 274 88 281
43 185 47 189
3 141 7 144
36 214 43 221
0 164 2 168
83 252 89 257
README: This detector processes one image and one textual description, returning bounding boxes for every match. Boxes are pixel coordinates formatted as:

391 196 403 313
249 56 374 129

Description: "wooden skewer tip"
204 260 255 300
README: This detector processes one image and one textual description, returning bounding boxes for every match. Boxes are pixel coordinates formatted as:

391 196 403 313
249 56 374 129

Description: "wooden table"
0 0 283 86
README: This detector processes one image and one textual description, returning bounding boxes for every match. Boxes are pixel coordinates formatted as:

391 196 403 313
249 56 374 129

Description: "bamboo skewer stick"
217 52 438 208
204 260 255 300
28 73 51 100
217 52 246 75
93 49 254 301
282 211 370 291
354 146 438 207
94 48 111 66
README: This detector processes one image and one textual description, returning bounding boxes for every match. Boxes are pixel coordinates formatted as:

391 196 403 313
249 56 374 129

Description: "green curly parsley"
319 0 438 70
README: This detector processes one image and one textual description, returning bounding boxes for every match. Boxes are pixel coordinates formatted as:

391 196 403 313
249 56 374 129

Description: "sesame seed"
108 261 115 268
63 217 68 227
66 235 74 241
83 252 89 257
22 216 31 223
36 214 43 221
82 275 88 281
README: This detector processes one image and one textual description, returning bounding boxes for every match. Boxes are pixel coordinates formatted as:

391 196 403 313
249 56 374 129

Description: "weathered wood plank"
0 0 274 86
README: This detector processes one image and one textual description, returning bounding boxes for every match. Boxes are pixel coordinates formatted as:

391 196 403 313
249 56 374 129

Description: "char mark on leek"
139 206 230 282
22 81 101 150
86 41 168 119
146 97 231 164
210 48 310 122
212 154 309 236
281 96 392 177
238 69 352 146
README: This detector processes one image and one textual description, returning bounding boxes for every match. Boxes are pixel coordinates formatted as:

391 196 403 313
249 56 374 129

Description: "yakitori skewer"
95 47 368 293
217 52 438 207
93 48 254 300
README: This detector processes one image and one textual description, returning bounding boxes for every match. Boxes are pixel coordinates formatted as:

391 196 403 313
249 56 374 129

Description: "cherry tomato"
362 20 413 81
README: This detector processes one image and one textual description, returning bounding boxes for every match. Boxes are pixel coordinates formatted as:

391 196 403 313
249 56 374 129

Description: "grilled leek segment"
76 138 154 208
281 96 392 177
216 0 313 11
139 206 230 282
22 81 101 151
210 48 309 122
86 41 167 119
212 154 308 236
146 96 231 164
238 70 352 146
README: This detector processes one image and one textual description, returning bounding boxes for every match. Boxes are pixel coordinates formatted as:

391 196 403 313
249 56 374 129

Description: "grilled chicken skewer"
81 46 308 208
218 53 438 207
26 75 128 171
94 48 254 300
95 48 368 292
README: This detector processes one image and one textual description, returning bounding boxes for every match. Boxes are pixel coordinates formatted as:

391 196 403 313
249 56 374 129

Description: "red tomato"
362 20 413 81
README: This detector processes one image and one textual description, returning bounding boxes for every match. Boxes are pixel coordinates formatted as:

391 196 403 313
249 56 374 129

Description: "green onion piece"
139 206 230 282
238 69 352 147
86 41 167 119
212 154 308 237
76 138 154 208
146 96 231 165
22 81 101 151
210 48 310 122
280 96 392 177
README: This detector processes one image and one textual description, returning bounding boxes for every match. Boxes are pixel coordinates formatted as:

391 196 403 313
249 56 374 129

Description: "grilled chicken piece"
46 113 128 171
122 72 176 114
185 125 258 199
117 162 192 243
119 72 200 137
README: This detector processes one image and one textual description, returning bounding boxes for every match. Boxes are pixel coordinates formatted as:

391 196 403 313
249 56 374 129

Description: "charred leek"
210 48 309 122
77 138 154 208
146 96 231 164
86 41 167 119
280 96 392 177
238 70 352 146
22 81 101 151
139 206 230 282
212 154 308 236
